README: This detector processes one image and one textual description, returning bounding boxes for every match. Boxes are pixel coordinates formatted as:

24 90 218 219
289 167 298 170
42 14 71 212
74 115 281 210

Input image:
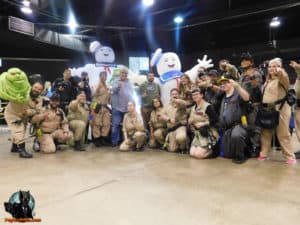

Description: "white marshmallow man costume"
151 48 214 105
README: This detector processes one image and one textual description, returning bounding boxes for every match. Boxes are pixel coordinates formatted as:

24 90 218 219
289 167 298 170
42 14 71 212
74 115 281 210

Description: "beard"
30 91 40 99
50 104 58 110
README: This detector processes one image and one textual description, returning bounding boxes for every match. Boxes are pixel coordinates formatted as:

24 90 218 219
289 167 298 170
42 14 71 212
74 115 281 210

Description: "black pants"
222 125 248 158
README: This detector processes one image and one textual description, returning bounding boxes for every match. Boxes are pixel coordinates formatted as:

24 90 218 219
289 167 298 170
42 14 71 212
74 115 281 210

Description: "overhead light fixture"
22 0 30 7
21 6 32 14
142 0 154 7
174 16 183 24
270 17 281 28
68 12 78 33
20 0 32 14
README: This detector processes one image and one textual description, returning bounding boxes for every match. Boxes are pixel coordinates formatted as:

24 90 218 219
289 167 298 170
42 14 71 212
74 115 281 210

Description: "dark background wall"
1 26 299 82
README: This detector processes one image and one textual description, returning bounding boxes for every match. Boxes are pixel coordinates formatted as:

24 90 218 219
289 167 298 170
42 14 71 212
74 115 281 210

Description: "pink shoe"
257 156 267 161
286 158 297 165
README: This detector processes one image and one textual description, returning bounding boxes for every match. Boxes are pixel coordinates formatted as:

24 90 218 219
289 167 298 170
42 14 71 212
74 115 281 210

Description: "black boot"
100 137 110 146
74 141 86 151
93 138 102 147
18 143 33 158
294 150 300 159
54 140 61 151
135 145 144 152
11 143 18 153
180 149 188 154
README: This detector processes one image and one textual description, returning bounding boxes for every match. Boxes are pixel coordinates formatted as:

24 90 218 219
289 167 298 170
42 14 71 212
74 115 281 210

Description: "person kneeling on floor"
188 88 219 159
120 101 146 152
31 93 73 153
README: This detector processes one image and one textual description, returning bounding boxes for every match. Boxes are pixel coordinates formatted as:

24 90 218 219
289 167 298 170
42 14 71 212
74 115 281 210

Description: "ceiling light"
22 0 30 7
174 16 183 24
270 17 281 28
21 6 32 14
68 13 78 33
142 0 154 7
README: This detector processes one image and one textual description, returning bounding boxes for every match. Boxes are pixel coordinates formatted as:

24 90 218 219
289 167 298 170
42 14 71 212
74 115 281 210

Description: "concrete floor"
0 126 300 225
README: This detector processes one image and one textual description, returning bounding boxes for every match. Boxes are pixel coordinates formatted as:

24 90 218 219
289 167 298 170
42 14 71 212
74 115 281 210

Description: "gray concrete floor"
0 126 300 225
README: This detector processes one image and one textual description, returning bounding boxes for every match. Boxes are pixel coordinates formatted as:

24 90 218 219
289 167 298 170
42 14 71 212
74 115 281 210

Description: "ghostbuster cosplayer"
138 72 160 131
120 101 146 152
31 93 73 153
188 88 219 159
6 82 44 158
67 92 90 151
148 97 167 148
238 52 263 156
159 88 188 153
289 60 300 142
90 71 111 147
257 58 296 164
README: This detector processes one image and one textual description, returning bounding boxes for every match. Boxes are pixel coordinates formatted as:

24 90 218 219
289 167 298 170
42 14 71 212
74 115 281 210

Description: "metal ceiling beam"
76 28 93 34
166 1 300 31
2 0 65 22
35 23 139 31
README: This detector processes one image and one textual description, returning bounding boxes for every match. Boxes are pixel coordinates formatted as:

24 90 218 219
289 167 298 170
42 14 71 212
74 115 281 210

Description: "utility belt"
12 119 26 125
92 103 110 113
153 125 166 130
167 123 185 133
261 98 286 111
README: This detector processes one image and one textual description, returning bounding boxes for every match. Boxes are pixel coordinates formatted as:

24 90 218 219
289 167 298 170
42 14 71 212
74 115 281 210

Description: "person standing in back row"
138 72 160 131
91 71 111 147
111 68 135 147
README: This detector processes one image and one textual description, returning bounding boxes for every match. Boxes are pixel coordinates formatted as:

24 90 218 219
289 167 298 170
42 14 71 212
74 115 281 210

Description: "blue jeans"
111 108 125 145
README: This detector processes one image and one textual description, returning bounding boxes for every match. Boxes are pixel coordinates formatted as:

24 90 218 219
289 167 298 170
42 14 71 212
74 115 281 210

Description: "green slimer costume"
0 68 30 103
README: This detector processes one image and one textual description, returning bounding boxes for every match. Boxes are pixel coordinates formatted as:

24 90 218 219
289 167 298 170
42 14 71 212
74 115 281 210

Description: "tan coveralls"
4 97 43 145
91 81 111 138
260 72 295 159
67 100 89 142
120 112 146 151
189 101 219 158
162 99 187 152
31 106 72 153
294 69 300 141
148 107 167 148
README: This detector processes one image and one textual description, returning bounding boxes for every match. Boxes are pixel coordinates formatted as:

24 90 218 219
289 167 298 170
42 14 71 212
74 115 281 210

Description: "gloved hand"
197 55 214 69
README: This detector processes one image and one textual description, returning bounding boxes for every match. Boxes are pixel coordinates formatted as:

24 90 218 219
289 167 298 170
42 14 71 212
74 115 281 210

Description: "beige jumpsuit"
120 112 146 151
294 69 300 141
189 101 219 158
31 106 72 153
4 97 43 145
260 71 295 159
67 100 89 142
148 107 167 148
162 99 187 152
91 81 111 138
